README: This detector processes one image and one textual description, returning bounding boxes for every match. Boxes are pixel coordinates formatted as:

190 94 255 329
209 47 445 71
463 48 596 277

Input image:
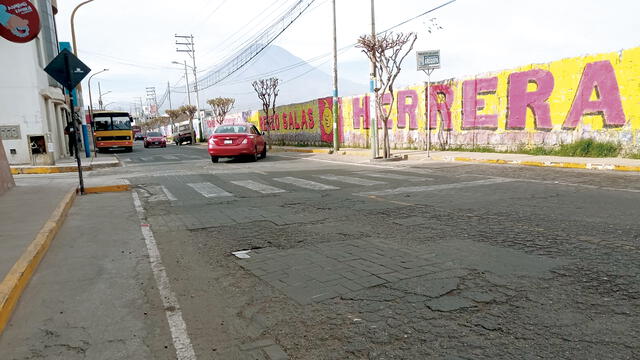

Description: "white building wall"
0 0 66 165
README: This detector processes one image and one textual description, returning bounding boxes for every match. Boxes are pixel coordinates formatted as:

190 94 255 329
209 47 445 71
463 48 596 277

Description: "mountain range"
196 45 369 112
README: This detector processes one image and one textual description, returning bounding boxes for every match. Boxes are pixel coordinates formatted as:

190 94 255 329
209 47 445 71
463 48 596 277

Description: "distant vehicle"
175 124 193 145
132 125 143 140
144 131 166 148
92 111 134 153
208 124 267 163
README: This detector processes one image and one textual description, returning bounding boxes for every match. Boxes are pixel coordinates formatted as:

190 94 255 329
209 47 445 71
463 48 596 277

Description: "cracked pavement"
2 144 638 359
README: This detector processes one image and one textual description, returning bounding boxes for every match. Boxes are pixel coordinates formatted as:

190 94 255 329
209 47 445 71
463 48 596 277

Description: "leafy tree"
357 32 417 158
207 97 235 126
252 77 279 147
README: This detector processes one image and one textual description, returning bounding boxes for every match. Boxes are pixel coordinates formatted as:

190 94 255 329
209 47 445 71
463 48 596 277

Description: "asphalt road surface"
3 142 639 359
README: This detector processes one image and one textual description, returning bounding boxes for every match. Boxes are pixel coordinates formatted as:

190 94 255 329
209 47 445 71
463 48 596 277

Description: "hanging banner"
0 0 41 43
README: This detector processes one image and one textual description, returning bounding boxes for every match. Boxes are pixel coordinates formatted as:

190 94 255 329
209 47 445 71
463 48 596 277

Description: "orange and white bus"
92 111 134 152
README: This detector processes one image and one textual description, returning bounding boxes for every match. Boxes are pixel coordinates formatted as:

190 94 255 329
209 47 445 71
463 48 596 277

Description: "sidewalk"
270 146 640 172
0 172 131 334
0 177 77 333
10 154 120 175
0 191 174 358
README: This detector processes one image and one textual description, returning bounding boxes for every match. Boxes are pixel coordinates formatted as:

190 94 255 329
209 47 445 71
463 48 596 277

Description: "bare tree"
178 105 197 142
207 97 235 126
357 32 417 158
252 77 279 147
166 109 181 136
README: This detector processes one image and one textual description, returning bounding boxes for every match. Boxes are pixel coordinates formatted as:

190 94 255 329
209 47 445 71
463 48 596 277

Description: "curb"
271 147 640 173
83 184 131 194
10 161 120 175
270 147 330 154
432 156 640 172
0 187 77 335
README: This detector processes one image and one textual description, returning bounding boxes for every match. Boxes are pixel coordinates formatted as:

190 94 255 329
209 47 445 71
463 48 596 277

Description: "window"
112 116 132 130
93 115 132 130
215 126 248 134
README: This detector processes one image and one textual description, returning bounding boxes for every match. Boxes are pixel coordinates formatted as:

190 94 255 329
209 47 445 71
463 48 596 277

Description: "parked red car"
143 131 167 148
208 125 267 163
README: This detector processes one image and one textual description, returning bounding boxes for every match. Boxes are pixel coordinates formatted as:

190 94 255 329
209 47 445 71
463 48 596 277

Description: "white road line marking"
273 177 340 190
230 180 286 194
356 178 516 196
317 174 386 186
132 191 196 360
147 186 168 202
162 155 180 160
357 171 430 182
140 157 152 161
272 154 398 169
187 182 233 197
161 186 178 201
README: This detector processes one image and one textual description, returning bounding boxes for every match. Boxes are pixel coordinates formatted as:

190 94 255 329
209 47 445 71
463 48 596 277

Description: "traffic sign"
416 50 440 70
44 49 91 90
0 0 41 43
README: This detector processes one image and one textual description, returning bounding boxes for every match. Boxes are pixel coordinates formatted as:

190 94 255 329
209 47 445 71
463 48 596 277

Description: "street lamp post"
172 61 192 107
87 68 108 120
172 60 195 141
87 68 108 157
175 34 203 141
97 83 111 110
71 0 97 158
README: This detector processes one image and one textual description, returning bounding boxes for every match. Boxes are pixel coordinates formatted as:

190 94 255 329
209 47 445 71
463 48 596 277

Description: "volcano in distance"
197 45 368 112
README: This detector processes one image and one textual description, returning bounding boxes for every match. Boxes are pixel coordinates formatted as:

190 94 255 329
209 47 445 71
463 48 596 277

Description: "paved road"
4 142 639 359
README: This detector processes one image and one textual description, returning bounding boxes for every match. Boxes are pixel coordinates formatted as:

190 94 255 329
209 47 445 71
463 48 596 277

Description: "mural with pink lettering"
244 47 640 151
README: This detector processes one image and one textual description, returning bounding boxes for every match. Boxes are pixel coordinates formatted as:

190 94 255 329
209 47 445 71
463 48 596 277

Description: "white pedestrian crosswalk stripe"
231 180 286 194
317 174 385 186
162 155 179 160
357 171 429 182
145 185 177 202
273 177 339 190
356 178 515 196
161 186 177 201
187 182 233 197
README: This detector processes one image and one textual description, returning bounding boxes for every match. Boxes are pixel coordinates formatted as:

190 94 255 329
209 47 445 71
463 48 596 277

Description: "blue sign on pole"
57 41 92 159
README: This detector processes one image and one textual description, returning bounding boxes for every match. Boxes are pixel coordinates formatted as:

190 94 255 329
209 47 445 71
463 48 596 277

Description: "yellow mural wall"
242 46 640 149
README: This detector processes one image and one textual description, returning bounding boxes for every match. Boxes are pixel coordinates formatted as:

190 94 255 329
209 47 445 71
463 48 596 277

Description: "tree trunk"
189 118 195 143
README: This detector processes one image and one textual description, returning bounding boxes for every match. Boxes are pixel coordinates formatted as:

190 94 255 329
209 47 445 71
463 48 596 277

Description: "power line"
175 0 457 94
196 0 317 91
198 0 297 66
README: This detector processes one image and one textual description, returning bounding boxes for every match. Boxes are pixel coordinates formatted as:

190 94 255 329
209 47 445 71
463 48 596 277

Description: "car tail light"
241 138 248 144
208 137 215 144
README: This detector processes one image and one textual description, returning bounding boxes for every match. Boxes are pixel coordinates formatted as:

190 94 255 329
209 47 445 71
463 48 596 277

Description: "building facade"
0 0 70 165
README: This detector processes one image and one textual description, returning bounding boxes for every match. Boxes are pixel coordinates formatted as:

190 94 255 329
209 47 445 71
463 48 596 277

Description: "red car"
208 124 267 163
143 131 167 148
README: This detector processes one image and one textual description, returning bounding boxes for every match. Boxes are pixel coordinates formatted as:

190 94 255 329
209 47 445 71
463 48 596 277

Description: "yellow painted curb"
433 156 640 172
0 187 76 335
270 147 330 154
11 166 90 175
83 184 130 194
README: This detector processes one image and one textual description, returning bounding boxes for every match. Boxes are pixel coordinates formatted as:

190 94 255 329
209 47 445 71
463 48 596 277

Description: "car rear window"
214 126 248 134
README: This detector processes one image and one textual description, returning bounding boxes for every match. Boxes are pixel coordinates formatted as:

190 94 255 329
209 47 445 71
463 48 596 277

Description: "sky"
55 0 640 113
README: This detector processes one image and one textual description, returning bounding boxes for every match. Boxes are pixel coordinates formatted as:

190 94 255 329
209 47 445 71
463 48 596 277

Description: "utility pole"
176 34 203 141
369 0 379 158
331 0 339 152
146 87 158 117
167 81 172 110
